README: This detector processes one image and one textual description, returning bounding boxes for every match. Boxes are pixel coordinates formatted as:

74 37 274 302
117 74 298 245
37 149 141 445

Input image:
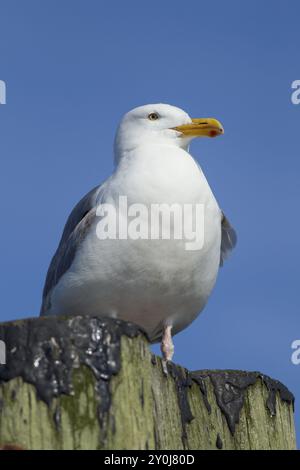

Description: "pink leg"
161 325 174 374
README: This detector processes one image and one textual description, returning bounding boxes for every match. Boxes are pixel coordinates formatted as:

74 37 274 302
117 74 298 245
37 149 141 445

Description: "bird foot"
161 325 174 375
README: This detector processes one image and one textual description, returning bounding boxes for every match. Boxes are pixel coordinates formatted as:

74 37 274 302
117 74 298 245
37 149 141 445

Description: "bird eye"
148 112 159 121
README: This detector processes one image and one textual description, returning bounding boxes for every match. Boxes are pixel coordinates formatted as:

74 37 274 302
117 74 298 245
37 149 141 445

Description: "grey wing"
220 212 237 266
40 184 103 315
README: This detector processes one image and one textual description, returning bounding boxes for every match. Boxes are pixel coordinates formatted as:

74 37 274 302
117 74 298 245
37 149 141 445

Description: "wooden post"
0 315 296 450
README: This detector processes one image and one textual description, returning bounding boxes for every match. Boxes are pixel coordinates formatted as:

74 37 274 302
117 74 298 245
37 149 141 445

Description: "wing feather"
220 212 237 266
40 185 103 314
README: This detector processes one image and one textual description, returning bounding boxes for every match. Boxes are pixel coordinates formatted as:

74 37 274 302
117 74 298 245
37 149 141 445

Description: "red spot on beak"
210 130 218 138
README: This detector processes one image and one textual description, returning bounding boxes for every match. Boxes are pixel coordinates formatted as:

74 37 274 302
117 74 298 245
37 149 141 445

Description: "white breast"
49 145 222 341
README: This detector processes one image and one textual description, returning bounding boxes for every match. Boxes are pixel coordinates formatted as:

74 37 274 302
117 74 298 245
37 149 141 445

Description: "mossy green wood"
0 328 297 450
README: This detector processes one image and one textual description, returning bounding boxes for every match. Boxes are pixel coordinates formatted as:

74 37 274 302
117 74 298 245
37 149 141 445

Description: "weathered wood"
0 315 296 450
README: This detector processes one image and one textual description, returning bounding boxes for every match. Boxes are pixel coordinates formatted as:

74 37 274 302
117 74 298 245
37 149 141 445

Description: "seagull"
40 104 236 369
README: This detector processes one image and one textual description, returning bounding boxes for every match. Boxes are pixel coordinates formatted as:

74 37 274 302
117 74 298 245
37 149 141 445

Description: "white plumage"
41 104 236 364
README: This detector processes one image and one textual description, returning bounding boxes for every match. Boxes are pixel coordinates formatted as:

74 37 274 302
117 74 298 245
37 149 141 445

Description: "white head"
114 103 224 164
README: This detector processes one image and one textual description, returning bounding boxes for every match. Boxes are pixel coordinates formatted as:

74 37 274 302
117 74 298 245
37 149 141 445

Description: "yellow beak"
172 118 224 138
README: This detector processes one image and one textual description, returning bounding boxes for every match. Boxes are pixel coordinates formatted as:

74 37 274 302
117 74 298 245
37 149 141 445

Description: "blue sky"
0 0 299 446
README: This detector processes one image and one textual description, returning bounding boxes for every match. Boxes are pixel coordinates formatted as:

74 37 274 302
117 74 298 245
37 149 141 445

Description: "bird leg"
161 325 174 374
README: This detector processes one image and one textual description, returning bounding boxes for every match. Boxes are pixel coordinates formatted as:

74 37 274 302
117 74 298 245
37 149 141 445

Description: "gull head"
114 103 224 164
